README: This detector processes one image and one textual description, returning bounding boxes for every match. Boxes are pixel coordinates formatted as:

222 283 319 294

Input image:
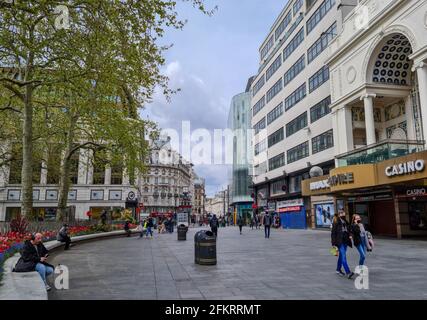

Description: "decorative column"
413 62 427 145
361 94 377 145
104 165 112 185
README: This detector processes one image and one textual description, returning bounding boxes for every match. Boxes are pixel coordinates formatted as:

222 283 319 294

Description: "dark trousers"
264 225 271 238
61 236 72 250
211 227 218 237
239 225 243 234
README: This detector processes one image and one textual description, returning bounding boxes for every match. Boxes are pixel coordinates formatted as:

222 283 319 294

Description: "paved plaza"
48 227 427 300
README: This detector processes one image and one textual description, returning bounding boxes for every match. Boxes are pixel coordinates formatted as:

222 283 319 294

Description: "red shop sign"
278 206 301 213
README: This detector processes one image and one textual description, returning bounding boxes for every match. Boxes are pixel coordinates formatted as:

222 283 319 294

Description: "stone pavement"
48 226 427 300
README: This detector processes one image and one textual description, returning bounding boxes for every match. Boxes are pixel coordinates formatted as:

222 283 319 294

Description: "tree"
0 0 215 218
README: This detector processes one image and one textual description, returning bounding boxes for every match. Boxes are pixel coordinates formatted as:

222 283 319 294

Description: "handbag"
329 246 339 256
13 257 36 273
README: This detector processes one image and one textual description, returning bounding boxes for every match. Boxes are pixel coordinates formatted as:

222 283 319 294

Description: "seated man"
57 224 72 250
14 233 55 291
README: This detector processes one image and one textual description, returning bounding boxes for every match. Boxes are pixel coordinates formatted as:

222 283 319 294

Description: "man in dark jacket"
14 233 54 291
210 214 219 237
57 224 72 250
263 212 272 239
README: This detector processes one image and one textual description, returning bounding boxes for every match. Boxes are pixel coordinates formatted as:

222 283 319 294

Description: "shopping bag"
330 246 338 256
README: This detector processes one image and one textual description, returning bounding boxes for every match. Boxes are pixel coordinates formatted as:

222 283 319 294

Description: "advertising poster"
315 203 334 227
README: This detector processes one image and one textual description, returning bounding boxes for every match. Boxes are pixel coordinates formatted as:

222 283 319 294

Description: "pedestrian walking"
263 212 272 238
146 217 154 238
138 220 145 238
237 215 244 234
210 214 219 237
331 210 355 279
350 214 371 267
255 214 260 229
124 220 131 237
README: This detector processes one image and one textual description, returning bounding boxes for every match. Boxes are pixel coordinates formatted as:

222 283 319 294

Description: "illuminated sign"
328 173 354 187
385 160 425 177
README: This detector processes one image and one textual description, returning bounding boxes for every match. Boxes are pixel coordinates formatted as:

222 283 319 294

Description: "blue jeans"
264 225 271 238
336 244 351 274
35 263 54 284
356 243 366 266
146 227 153 237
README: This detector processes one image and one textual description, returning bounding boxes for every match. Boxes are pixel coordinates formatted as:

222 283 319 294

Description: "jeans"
239 225 243 233
35 263 54 284
356 243 366 266
264 225 271 238
146 227 153 237
336 244 351 274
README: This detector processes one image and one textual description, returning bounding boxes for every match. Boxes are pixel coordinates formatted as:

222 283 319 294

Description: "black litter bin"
178 224 188 241
194 230 216 265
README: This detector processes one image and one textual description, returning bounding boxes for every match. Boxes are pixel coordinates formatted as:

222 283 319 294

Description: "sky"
141 0 287 197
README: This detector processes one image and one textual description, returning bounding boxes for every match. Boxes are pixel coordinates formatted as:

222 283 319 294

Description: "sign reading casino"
385 159 425 177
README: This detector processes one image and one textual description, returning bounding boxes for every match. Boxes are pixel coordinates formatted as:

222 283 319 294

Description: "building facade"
228 78 254 224
205 188 229 217
0 136 195 221
303 0 427 238
250 0 357 229
193 176 206 216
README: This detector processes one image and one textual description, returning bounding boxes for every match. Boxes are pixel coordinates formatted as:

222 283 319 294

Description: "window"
92 151 106 185
269 153 285 171
267 102 284 125
310 96 331 123
254 161 267 175
284 55 305 87
266 55 282 81
271 178 287 195
286 112 308 137
268 128 284 148
287 141 309 164
306 0 336 35
293 0 303 15
266 78 283 103
284 83 306 111
111 165 123 185
309 65 329 93
275 11 292 41
253 75 265 97
109 190 122 200
312 129 334 154
307 22 337 64
254 117 266 135
261 35 274 61
69 146 80 185
253 96 266 116
91 190 104 200
283 28 304 62
254 139 267 156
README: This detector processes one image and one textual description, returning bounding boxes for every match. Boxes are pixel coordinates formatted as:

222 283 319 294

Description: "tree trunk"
57 115 76 222
21 83 34 218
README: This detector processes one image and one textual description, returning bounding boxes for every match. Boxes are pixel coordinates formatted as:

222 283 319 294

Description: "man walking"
237 215 244 235
210 214 219 238
263 212 272 239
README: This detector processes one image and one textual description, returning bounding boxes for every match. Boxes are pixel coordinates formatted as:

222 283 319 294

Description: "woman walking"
331 210 354 279
350 214 369 266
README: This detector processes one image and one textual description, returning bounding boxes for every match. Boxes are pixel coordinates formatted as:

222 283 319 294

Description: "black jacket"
14 240 50 272
350 223 363 247
331 218 352 248
210 218 218 229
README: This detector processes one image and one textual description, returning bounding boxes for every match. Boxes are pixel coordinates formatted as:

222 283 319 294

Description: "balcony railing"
336 139 425 167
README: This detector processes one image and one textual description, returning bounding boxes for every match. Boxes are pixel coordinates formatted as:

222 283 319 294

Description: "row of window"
267 130 334 171
283 28 305 62
266 78 283 103
307 21 337 64
254 139 267 156
309 65 330 93
253 96 266 116
275 11 292 41
285 83 307 111
286 112 307 137
6 189 125 201
266 55 282 81
267 102 284 125
252 75 265 97
254 117 266 135
306 0 336 35
261 35 274 61
268 128 285 148
293 0 304 15
284 54 305 87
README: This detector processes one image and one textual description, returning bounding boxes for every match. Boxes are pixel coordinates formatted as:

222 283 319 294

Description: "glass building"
228 78 254 224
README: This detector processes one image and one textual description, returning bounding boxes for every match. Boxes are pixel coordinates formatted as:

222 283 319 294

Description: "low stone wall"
0 229 139 300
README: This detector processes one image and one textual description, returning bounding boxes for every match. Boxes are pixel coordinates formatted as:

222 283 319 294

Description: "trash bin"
178 224 188 241
194 230 216 265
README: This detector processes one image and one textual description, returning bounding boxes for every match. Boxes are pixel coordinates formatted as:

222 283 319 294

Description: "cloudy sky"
141 0 286 197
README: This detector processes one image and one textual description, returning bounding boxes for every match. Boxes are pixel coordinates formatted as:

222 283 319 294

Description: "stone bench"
0 229 139 300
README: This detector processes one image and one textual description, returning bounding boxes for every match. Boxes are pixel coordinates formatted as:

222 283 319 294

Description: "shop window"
408 202 427 230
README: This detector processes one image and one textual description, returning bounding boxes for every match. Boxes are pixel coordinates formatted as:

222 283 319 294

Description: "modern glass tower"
228 77 254 224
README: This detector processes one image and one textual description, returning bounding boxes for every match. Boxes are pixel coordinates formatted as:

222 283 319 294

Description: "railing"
0 220 97 235
336 139 425 167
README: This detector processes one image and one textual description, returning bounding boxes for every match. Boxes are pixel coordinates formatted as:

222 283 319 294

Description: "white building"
301 0 427 238
251 0 357 229
0 136 195 221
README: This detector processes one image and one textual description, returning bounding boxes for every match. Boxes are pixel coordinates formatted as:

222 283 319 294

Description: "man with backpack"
263 212 272 239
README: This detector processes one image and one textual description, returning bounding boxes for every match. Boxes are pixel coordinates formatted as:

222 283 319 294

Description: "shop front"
276 198 306 229
303 151 427 238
